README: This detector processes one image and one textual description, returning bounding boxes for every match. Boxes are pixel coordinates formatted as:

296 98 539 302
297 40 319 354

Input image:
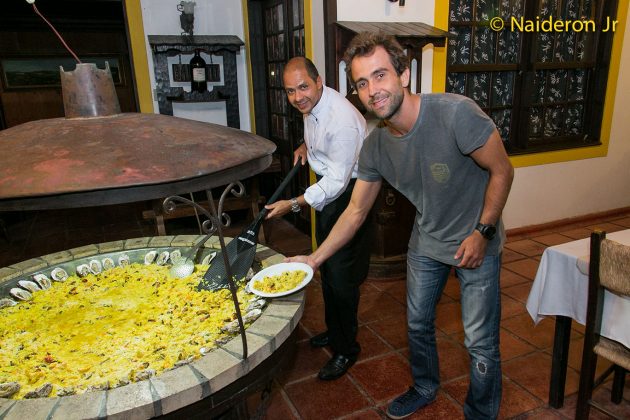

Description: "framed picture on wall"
1 56 123 89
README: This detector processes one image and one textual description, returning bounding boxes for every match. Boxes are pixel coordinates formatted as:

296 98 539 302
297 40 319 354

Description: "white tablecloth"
526 229 630 348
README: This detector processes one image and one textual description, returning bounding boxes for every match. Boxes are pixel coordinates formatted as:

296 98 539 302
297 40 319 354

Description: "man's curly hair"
342 32 408 86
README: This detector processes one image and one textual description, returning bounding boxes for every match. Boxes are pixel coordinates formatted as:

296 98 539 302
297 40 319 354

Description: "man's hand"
265 200 292 219
454 231 488 268
285 254 319 271
294 143 307 166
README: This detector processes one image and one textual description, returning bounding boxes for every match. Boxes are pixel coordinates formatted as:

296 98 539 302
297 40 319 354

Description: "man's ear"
400 67 411 89
316 76 323 90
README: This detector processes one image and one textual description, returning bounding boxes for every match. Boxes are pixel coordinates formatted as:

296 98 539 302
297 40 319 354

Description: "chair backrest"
577 230 630 420
600 238 630 297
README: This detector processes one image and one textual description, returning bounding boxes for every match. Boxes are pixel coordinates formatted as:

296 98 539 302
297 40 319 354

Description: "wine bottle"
190 49 207 92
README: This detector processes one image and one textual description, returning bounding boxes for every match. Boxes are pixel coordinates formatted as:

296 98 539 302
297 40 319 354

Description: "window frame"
446 0 619 156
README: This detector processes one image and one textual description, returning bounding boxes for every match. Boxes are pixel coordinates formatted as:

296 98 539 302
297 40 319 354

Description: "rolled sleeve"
304 126 363 211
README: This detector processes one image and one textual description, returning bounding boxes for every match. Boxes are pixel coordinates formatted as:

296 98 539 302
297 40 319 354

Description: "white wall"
503 4 630 229
310 0 327 83
139 0 251 130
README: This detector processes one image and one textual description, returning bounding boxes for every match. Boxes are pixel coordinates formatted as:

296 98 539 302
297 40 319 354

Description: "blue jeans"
406 251 502 419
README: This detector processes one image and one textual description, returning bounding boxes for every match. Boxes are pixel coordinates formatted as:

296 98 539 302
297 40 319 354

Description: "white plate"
248 262 313 298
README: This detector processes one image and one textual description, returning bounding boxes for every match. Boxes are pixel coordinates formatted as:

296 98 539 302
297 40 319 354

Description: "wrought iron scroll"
162 180 249 360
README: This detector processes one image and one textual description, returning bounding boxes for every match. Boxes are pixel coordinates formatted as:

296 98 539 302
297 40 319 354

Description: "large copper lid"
0 64 276 210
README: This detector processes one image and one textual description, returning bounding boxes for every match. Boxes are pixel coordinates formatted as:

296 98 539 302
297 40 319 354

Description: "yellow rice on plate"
253 270 307 293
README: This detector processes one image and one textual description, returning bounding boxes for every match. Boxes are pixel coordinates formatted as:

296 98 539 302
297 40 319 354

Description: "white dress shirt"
303 86 367 211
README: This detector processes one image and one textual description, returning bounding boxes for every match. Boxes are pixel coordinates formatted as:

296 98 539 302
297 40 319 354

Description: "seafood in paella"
0 262 261 399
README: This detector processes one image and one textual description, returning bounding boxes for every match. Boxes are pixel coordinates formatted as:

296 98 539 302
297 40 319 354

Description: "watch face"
477 223 496 239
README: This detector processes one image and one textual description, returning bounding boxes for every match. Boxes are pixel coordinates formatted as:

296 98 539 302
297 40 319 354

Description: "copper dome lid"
0 63 276 210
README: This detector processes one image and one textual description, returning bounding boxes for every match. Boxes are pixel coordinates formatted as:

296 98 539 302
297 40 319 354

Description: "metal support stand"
163 180 248 359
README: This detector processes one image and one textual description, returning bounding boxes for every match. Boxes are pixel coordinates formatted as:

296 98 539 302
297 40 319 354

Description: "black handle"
269 163 302 204
257 163 302 222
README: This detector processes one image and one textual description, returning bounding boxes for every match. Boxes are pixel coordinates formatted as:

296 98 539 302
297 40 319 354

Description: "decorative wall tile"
473 27 496 64
446 72 466 95
490 109 512 141
491 71 514 106
466 72 490 107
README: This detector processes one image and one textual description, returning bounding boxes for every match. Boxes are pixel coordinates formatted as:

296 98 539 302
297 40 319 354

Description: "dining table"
526 228 630 408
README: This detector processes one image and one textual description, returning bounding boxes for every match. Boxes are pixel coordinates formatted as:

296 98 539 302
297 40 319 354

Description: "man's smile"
369 95 388 110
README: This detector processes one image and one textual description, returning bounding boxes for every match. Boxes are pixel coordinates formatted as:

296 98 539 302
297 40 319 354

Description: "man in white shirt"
265 57 371 380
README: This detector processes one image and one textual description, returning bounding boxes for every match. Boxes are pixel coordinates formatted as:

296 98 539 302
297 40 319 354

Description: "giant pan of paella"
0 235 305 419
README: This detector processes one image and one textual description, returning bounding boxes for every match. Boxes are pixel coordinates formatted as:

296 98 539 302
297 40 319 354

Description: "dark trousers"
315 179 372 356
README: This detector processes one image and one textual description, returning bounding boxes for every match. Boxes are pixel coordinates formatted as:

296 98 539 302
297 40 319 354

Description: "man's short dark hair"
288 56 320 82
342 32 408 84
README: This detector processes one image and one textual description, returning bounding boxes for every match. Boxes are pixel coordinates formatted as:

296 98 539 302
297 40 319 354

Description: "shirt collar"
309 85 328 122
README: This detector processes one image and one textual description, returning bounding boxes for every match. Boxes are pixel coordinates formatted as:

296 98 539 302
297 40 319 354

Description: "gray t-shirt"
358 93 505 265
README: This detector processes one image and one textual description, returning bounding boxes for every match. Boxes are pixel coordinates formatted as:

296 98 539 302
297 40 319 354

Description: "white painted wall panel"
139 0 251 130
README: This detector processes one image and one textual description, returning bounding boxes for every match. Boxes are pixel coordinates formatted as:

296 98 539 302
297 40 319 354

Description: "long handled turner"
199 163 302 291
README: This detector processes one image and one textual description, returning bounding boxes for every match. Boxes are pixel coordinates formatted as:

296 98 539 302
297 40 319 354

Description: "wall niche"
148 35 243 128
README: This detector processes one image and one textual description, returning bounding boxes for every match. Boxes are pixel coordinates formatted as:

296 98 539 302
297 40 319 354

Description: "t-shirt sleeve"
357 132 382 182
453 97 496 155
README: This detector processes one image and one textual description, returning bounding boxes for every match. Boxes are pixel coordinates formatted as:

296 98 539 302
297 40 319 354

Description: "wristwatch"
290 198 301 213
475 223 496 240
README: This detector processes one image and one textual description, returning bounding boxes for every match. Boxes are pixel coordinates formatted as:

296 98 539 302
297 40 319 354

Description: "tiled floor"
258 211 630 420
1 205 629 419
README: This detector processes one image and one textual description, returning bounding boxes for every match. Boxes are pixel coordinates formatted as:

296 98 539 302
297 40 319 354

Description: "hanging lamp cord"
27 0 82 63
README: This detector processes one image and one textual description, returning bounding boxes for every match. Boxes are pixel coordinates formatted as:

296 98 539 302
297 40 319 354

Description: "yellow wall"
433 0 627 168
124 0 153 113
304 0 318 250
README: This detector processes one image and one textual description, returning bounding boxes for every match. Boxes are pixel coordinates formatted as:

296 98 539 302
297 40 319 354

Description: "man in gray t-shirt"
358 93 505 264
287 32 514 419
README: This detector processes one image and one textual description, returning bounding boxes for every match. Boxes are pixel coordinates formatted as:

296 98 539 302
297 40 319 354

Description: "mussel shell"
170 250 182 264
221 319 240 334
86 382 109 392
243 308 262 323
174 356 194 366
51 267 69 282
0 382 20 398
202 251 217 266
215 336 231 346
133 369 156 381
23 382 52 399
102 257 115 271
156 251 170 266
76 264 90 277
89 259 102 275
144 251 157 265
32 274 52 290
10 287 33 301
118 254 130 267
18 280 41 293
56 386 76 397
0 298 17 309
246 299 267 312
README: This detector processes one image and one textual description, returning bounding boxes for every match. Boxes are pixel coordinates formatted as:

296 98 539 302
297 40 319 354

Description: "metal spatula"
169 231 214 278
198 163 302 291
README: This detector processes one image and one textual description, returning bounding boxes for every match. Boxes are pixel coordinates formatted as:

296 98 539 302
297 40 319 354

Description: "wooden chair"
576 230 630 419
